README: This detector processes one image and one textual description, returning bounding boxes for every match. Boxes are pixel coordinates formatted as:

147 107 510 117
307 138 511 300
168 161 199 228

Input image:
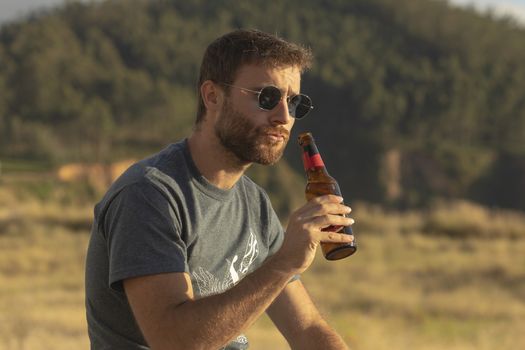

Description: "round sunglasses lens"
291 95 312 119
259 86 282 110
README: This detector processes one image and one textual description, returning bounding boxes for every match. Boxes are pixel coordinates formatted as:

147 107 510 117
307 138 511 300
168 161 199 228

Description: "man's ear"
200 80 223 113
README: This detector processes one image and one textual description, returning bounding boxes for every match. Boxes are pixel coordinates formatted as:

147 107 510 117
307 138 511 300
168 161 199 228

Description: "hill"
1 0 524 211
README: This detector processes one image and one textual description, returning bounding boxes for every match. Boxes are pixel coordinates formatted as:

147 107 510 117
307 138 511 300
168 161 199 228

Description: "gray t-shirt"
85 139 286 349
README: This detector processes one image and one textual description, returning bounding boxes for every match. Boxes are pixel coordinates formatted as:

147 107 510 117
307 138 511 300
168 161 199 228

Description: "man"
85 29 354 350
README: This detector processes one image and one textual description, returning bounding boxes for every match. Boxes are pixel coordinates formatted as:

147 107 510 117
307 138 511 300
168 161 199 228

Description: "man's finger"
318 231 355 243
311 214 354 229
300 202 352 220
309 194 344 204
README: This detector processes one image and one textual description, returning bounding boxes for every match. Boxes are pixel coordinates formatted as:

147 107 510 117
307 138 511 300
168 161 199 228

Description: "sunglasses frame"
221 83 313 119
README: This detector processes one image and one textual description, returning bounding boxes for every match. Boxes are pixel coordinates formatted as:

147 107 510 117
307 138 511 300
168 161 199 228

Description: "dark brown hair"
195 29 313 124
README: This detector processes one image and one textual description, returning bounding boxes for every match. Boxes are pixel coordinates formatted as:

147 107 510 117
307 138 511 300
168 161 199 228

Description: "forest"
1 0 524 211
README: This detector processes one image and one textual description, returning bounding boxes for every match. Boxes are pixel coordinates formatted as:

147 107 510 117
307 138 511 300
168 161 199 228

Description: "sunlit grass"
1 184 524 349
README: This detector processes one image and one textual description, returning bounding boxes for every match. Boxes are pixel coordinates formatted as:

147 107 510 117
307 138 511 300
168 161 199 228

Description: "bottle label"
302 144 325 169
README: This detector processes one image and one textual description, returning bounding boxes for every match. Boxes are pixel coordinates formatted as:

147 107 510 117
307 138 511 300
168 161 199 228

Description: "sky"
1 0 525 25
450 0 525 23
0 0 68 24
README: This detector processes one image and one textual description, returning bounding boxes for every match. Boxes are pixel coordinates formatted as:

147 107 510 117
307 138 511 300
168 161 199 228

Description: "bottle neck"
301 142 329 174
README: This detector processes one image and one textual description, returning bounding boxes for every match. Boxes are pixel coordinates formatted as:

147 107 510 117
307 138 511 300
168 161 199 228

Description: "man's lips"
266 132 286 141
263 128 289 142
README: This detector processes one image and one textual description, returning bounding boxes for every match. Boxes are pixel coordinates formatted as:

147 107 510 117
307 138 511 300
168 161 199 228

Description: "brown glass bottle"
298 132 357 260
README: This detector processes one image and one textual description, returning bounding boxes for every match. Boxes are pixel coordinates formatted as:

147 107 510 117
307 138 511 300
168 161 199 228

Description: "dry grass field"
1 174 524 350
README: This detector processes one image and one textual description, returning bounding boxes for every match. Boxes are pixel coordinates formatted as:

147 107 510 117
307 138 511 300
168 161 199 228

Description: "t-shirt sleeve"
102 181 188 291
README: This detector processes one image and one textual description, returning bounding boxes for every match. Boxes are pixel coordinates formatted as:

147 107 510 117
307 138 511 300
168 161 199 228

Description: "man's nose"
269 98 293 125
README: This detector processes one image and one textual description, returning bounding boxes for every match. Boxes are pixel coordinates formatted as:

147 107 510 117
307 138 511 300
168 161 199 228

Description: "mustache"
259 126 290 139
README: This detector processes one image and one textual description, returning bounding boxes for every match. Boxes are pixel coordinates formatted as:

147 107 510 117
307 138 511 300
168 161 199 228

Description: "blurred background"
1 0 524 349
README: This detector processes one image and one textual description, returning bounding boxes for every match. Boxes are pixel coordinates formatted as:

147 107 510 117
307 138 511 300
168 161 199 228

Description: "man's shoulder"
140 141 190 186
140 139 188 173
94 140 190 213
240 175 269 198
238 175 275 215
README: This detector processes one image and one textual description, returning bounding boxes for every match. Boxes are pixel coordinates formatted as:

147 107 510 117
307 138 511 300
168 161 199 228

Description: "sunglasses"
221 83 313 119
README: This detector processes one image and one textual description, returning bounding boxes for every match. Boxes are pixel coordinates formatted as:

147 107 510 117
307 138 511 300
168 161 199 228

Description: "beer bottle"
298 132 357 260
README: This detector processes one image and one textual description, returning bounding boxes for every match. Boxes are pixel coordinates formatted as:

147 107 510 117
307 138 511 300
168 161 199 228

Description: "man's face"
214 64 301 165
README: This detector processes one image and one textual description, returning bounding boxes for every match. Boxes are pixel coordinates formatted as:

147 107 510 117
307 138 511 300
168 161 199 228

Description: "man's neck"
187 131 251 190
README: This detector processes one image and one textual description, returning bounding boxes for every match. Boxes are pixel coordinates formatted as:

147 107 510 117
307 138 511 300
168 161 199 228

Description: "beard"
214 98 290 165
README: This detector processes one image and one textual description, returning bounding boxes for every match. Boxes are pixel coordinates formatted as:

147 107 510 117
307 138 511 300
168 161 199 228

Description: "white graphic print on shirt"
192 230 259 297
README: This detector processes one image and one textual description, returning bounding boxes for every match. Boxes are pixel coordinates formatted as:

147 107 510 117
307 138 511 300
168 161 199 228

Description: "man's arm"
124 195 353 350
124 256 293 350
267 279 349 350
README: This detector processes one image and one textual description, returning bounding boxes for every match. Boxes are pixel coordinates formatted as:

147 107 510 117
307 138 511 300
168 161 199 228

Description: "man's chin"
232 139 287 165
253 148 285 165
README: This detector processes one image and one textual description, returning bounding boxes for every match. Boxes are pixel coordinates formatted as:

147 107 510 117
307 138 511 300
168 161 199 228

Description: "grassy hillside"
1 175 524 349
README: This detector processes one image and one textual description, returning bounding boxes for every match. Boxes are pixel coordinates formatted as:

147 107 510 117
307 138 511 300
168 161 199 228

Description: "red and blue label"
302 144 325 170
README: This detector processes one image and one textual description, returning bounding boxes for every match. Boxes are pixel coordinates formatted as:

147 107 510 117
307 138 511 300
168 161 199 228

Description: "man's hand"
271 194 354 274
